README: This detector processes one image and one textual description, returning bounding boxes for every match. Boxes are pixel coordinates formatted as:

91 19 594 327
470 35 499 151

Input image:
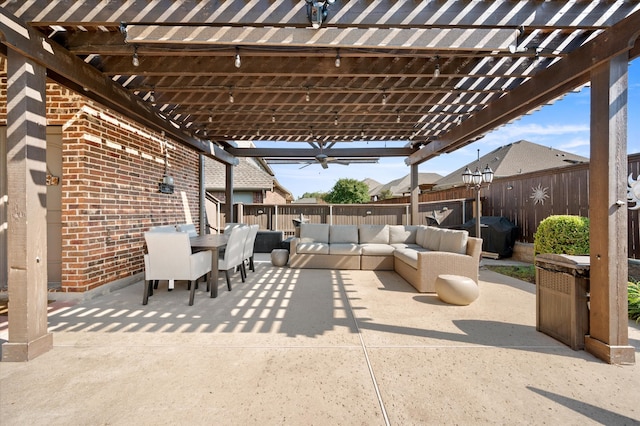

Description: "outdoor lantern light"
305 0 335 29
462 150 494 239
462 166 473 186
482 164 495 184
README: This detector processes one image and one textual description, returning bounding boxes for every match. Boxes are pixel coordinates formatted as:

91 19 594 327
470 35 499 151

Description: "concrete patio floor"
1 256 639 425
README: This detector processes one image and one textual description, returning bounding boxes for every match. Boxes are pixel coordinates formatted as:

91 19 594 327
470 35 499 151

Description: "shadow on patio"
1 258 639 425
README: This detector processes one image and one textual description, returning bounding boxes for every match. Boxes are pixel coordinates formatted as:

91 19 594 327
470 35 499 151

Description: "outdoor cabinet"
535 254 590 350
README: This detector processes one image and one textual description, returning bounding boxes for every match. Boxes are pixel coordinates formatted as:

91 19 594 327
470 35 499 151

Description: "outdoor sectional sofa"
289 223 482 293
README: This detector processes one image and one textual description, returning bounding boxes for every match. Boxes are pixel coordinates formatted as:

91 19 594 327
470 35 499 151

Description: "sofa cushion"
359 224 389 244
360 243 395 255
416 226 428 247
300 223 329 243
393 248 420 268
296 242 330 255
390 243 422 250
438 229 469 254
423 226 443 251
389 225 418 244
329 243 362 255
330 225 359 244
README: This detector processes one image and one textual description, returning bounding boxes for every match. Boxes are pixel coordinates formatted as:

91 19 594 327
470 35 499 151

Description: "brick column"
2 49 53 361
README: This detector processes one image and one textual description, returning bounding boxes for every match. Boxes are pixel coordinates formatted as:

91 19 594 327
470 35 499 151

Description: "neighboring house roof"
204 151 292 200
433 140 589 189
369 173 443 197
363 178 383 196
291 197 321 204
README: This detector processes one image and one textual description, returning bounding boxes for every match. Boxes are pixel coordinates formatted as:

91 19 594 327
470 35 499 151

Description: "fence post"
274 205 278 231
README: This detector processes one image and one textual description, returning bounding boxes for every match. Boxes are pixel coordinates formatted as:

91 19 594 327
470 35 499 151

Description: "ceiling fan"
265 141 380 168
301 142 349 169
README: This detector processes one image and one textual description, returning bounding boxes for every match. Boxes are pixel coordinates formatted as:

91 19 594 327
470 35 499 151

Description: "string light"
228 89 234 103
434 56 441 77
334 112 338 126
132 46 140 67
335 49 341 68
382 90 387 105
234 47 241 68
305 88 310 102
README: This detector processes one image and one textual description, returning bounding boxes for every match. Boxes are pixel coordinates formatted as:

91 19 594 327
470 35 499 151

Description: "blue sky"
260 60 639 199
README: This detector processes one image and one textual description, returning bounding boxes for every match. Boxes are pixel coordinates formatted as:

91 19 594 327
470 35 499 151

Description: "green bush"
629 280 640 323
533 215 590 255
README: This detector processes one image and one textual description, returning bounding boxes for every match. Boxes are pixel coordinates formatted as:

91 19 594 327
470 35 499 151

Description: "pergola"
1 1 638 363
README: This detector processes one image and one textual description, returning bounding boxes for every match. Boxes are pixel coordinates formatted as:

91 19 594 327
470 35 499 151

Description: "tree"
300 191 327 201
324 178 370 204
379 189 394 200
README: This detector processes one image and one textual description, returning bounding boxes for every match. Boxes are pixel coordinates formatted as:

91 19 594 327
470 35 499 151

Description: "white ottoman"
435 274 479 305
270 249 289 267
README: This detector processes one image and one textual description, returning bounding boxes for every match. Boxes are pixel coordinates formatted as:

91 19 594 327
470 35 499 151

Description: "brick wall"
2 76 201 292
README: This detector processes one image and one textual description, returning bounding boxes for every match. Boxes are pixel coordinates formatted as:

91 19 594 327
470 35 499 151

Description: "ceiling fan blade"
299 162 313 169
320 161 329 169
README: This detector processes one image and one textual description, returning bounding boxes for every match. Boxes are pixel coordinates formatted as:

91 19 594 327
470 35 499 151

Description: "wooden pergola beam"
9 0 635 29
227 147 415 158
125 26 516 51
0 10 238 166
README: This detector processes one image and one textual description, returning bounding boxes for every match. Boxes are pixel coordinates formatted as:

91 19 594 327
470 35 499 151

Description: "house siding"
1 76 201 293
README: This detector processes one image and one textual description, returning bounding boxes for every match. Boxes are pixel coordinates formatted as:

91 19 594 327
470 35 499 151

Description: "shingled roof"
433 140 588 189
369 173 443 198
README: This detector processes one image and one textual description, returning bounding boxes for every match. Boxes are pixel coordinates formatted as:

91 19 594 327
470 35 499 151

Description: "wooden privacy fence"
212 199 474 239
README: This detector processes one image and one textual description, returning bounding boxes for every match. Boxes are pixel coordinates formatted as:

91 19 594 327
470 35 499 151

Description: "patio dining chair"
214 224 250 292
143 231 212 306
242 224 259 275
176 223 198 238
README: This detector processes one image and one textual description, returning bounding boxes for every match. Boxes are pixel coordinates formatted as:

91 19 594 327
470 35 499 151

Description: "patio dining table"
190 234 229 298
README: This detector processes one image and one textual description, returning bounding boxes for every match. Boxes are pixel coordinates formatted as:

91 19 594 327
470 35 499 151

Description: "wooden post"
225 162 234 223
2 49 53 361
198 154 206 234
585 53 635 364
410 163 419 225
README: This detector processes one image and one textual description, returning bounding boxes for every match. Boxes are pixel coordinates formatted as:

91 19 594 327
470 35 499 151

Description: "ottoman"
435 274 479 305
271 249 289 267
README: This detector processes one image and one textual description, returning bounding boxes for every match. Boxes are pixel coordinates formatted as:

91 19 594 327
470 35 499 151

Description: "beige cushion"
329 243 361 255
360 243 395 255
423 226 442 251
300 223 329 243
439 229 469 254
296 242 330 255
330 225 359 244
393 248 419 268
389 225 418 244
390 243 423 250
416 226 428 247
359 224 389 244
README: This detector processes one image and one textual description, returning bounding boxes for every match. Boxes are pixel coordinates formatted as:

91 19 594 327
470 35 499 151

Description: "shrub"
629 280 640 323
533 215 590 255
